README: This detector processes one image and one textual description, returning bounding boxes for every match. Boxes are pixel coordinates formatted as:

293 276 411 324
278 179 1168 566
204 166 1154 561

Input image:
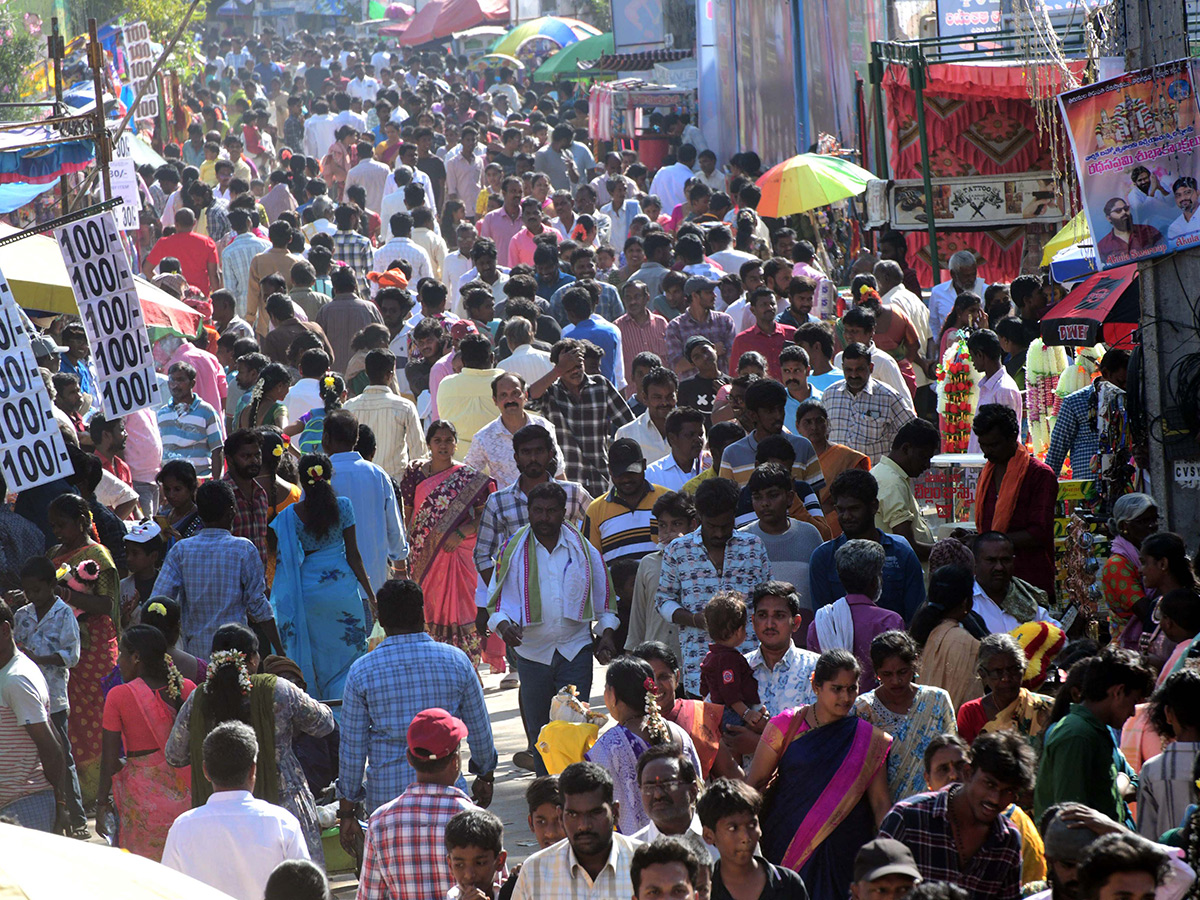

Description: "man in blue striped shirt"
157 362 224 479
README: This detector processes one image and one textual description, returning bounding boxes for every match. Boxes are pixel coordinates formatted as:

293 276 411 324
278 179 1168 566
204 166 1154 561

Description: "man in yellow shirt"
435 334 505 460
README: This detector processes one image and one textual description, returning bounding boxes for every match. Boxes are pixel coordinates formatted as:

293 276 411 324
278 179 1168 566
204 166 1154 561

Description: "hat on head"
31 334 67 358
1010 621 1067 689
684 275 717 296
608 437 646 476
1043 805 1108 863
684 334 715 361
367 269 409 289
124 520 163 545
852 839 922 884
449 320 479 341
407 708 467 761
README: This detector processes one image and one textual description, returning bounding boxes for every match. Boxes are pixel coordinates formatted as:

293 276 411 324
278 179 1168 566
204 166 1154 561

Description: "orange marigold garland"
936 333 981 453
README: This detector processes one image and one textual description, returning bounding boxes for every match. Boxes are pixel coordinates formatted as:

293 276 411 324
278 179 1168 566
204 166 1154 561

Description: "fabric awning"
1040 264 1139 349
579 49 691 71
396 0 507 46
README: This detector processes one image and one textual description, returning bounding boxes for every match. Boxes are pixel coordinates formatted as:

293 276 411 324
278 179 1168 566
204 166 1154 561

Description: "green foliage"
71 0 207 76
0 8 42 122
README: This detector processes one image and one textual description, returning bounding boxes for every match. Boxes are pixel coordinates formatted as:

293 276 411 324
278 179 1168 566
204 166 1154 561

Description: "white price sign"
122 21 160 121
0 272 70 490
109 158 141 233
54 212 161 418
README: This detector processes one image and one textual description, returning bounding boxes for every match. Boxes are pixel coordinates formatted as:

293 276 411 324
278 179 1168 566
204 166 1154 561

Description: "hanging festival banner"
0 271 71 490
1059 58 1200 270
54 212 161 417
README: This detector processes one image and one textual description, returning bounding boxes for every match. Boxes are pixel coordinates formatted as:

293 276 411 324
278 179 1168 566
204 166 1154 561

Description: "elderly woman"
1102 493 1159 641
854 630 957 802
956 633 1054 751
807 540 904 686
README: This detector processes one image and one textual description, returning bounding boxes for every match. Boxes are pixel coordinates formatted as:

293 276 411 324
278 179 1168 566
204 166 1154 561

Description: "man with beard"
1030 806 1191 900
1126 165 1178 235
487 485 618 775
879 731 1031 900
1167 177 1200 245
510 762 642 900
463 373 562 489
221 428 269 566
1097 197 1163 261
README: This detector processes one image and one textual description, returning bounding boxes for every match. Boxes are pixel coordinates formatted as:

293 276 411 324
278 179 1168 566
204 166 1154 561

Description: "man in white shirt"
967 329 1023 455
347 64 380 103
331 92 367 132
162 722 310 900
631 746 718 862
303 100 339 160
499 317 554 386
445 125 485 205
464 371 562 488
928 250 989 341
284 350 328 422
1166 177 1200 245
600 178 642 250
650 145 700 214
972 532 1059 634
444 224 477 311
488 482 619 775
487 68 521 112
346 141 392 215
646 407 706 491
693 149 725 192
375 212 433 285
874 259 932 359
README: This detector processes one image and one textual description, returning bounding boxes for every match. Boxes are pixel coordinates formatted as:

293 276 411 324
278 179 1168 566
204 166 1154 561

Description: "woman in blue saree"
746 649 893 900
268 452 376 702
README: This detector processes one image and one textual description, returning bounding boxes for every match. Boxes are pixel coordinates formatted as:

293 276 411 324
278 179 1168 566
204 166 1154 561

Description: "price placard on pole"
0 271 71 491
54 212 161 418
109 133 142 233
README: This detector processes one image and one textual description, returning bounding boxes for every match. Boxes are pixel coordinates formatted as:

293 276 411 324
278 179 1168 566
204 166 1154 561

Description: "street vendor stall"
587 79 696 170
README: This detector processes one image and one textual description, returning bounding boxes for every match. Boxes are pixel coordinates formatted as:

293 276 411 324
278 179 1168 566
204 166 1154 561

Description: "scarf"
1002 577 1048 624
488 523 610 626
976 442 1032 533
188 673 279 806
1110 535 1142 574
813 598 855 652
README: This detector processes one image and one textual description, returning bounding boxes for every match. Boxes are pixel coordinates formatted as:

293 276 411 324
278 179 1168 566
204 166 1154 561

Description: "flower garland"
304 463 326 486
205 650 253 695
1025 338 1069 456
935 332 981 453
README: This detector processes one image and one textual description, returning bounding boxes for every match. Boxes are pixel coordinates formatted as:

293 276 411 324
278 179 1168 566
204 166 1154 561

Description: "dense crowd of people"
1 24 1198 900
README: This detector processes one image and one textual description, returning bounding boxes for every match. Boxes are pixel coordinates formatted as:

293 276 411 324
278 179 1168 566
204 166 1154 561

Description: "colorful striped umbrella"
489 17 600 57
755 153 876 217
532 32 613 81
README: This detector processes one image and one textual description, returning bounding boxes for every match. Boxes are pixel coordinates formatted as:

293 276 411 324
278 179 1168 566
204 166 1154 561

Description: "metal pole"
51 18 69 216
88 19 112 203
868 46 889 179
909 47 940 279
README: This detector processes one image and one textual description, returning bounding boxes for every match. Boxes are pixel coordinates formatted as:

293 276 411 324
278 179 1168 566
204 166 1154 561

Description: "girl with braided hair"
267 453 375 701
96 622 193 860
585 656 704 835
236 362 290 431
47 492 120 811
284 371 346 455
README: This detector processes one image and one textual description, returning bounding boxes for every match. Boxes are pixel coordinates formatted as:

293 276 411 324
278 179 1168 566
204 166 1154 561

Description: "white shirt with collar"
347 76 380 103
488 527 617 665
928 276 988 339
968 367 1023 454
646 452 703 492
833 343 915 412
971 581 1060 635
649 162 696 212
284 378 323 421
161 790 309 900
615 410 671 462
501 343 554 386
632 815 719 862
745 644 819 715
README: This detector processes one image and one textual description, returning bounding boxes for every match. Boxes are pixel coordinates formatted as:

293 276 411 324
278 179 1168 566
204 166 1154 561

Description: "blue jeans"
514 645 594 777
50 709 86 829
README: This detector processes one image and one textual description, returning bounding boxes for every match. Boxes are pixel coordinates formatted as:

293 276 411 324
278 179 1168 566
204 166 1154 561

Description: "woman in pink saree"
96 623 194 860
400 420 495 665
746 649 892 900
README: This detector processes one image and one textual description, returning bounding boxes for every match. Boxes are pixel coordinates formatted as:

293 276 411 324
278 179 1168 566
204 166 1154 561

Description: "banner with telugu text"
1059 58 1200 270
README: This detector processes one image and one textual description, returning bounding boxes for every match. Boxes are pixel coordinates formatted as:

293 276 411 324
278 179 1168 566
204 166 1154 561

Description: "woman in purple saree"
746 649 893 900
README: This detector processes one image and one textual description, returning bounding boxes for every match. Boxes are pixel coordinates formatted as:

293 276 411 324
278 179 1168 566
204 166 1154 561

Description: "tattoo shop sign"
55 212 160 417
865 172 1065 230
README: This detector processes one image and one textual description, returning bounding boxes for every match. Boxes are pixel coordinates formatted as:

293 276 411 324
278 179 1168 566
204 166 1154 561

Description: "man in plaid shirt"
878 731 1031 900
822 343 916 463
529 339 635 496
332 204 375 295
357 708 481 900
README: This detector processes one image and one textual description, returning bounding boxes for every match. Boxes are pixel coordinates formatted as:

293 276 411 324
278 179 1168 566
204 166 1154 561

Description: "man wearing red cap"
357 708 479 900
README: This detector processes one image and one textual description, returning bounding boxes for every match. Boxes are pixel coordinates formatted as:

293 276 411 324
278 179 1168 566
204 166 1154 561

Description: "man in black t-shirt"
676 335 730 422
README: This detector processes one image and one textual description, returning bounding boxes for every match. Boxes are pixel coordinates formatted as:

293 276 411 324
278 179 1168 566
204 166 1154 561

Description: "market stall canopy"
489 16 600 56
0 822 240 899
397 0 508 46
755 153 876 217
1040 263 1139 349
1041 211 1090 267
580 49 691 72
533 32 613 81
0 223 203 337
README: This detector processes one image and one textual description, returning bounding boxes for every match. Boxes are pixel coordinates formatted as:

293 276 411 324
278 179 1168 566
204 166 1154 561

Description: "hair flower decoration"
643 676 657 692
306 464 325 482
147 601 168 616
323 375 336 389
272 444 284 458
206 650 253 695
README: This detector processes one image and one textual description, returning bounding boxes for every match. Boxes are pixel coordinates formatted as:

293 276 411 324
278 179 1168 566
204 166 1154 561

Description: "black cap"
608 438 646 475
852 839 922 884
